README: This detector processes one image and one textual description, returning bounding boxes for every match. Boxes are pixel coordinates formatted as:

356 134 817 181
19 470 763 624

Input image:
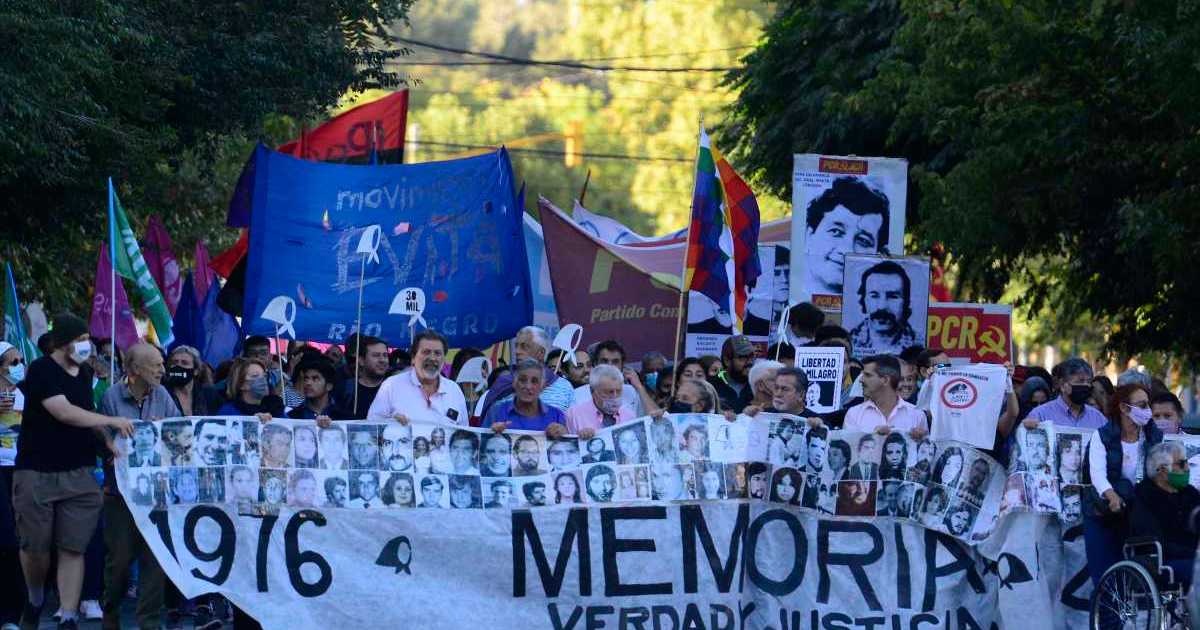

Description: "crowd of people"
0 303 1198 629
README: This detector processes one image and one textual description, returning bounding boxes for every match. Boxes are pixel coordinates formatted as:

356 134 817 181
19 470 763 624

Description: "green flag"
4 262 39 360
110 181 175 346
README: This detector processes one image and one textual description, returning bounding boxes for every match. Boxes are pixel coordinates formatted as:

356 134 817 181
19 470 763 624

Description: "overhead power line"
392 37 739 73
410 140 692 163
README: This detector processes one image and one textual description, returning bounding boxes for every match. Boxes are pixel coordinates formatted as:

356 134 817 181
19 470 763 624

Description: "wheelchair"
1090 537 1190 629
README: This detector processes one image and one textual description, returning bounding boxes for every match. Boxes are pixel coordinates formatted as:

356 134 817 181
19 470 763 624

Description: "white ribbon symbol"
261 295 297 339
552 324 584 365
356 225 383 265
389 287 427 329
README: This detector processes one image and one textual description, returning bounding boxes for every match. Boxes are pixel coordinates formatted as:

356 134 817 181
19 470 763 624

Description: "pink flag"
142 215 183 316
89 243 140 350
193 241 215 304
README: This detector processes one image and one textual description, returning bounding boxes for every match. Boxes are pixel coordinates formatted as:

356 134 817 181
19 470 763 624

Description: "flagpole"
352 254 367 414
107 178 117 380
670 117 704 401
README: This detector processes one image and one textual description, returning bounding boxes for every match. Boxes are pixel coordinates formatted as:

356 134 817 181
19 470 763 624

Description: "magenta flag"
193 241 215 304
142 214 183 316
89 242 140 350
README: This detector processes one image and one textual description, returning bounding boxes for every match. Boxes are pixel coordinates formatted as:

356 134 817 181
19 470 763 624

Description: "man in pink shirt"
842 355 928 437
558 365 634 439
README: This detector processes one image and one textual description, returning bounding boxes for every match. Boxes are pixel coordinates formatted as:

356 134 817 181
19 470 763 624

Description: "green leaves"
725 0 1200 364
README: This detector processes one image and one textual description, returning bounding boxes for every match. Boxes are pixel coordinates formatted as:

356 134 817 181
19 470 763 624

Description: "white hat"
0 342 14 358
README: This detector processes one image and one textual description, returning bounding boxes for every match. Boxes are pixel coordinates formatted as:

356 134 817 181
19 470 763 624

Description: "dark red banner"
539 198 682 361
277 90 408 161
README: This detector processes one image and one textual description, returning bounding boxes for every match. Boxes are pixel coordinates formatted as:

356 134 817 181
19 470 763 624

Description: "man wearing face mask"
98 343 187 630
560 365 633 440
1028 358 1108 429
13 314 134 630
1130 441 1200 588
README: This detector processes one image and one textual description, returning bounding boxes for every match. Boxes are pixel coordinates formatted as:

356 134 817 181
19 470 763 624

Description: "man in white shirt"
368 330 468 425
842 355 928 437
570 340 657 416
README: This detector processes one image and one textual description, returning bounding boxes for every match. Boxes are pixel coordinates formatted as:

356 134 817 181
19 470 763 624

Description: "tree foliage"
724 0 1200 363
0 0 412 315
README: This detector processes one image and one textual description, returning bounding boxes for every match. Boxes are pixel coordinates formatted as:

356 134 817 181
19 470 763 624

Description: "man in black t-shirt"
333 336 388 419
13 313 132 630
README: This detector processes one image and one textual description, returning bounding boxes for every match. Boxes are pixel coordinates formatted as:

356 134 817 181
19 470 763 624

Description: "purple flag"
89 242 140 350
193 241 215 304
142 215 183 316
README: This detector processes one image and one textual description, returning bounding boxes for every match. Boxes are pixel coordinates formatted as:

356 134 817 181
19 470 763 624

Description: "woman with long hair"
554 472 582 505
1082 383 1160 587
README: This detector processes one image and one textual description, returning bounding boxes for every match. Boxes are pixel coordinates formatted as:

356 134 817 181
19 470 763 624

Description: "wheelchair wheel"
1091 561 1163 630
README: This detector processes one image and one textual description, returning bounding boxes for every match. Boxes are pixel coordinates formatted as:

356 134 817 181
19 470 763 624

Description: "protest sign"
840 254 930 359
115 412 1115 629
927 302 1013 365
791 346 844 414
685 244 788 357
790 155 908 312
929 364 1009 449
241 145 530 349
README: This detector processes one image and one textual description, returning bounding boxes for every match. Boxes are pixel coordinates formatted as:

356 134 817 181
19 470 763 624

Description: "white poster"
117 416 1119 629
789 155 908 312
791 346 845 414
685 244 788 357
840 254 930 359
929 363 1009 449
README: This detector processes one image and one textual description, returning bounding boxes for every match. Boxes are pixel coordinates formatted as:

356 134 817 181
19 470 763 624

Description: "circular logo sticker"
940 378 978 409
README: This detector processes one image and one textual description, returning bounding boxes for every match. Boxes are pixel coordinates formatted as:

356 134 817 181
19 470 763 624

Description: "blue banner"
243 145 531 348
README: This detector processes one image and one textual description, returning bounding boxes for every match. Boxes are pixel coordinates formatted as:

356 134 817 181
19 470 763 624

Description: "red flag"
89 242 140 350
210 230 248 279
539 197 682 361
142 215 183 316
277 91 409 161
193 241 215 303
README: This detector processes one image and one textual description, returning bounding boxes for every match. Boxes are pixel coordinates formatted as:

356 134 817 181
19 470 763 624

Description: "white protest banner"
119 415 1109 629
929 363 1009 449
791 346 844 414
840 254 930 359
790 155 908 312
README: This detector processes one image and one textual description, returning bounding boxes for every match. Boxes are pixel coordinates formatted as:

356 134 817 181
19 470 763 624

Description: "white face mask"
70 341 93 364
5 363 25 383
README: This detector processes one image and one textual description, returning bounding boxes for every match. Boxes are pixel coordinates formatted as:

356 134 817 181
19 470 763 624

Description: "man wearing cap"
287 357 350 424
711 336 757 414
13 313 133 630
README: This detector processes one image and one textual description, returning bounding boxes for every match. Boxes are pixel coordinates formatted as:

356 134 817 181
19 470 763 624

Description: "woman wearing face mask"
0 341 26 628
216 358 284 420
1082 383 1161 588
1129 441 1200 589
164 345 218 417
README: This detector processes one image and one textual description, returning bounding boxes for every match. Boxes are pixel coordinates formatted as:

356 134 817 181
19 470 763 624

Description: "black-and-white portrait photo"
193 418 229 466
1014 426 1054 476
382 472 415 508
288 469 318 507
291 423 319 469
417 474 448 508
769 467 802 505
695 462 725 500
581 435 615 464
159 420 194 466
347 424 380 470
723 462 748 499
130 472 154 505
380 423 413 472
198 466 225 503
584 464 617 503
448 474 482 509
841 256 929 359
648 417 679 464
228 465 260 504
259 469 288 506
511 434 547 477
521 479 548 507
129 421 161 467
447 429 481 476
552 470 584 505
615 466 650 501
318 425 348 470
651 463 696 501
169 467 199 505
260 423 293 469
768 416 806 468
230 419 260 468
613 422 650 466
546 437 580 472
480 432 512 477
484 479 516 508
350 469 383 508
317 471 348 508
878 432 909 480
845 433 880 481
1056 433 1083 485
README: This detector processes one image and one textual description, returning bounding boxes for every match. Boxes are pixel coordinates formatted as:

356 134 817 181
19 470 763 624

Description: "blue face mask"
5 363 25 384
645 372 658 390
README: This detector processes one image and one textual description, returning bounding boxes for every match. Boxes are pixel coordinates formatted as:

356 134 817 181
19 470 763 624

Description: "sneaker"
165 608 184 630
18 600 43 630
80 600 102 621
51 609 62 621
57 619 78 630
194 605 223 630
3 622 22 630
